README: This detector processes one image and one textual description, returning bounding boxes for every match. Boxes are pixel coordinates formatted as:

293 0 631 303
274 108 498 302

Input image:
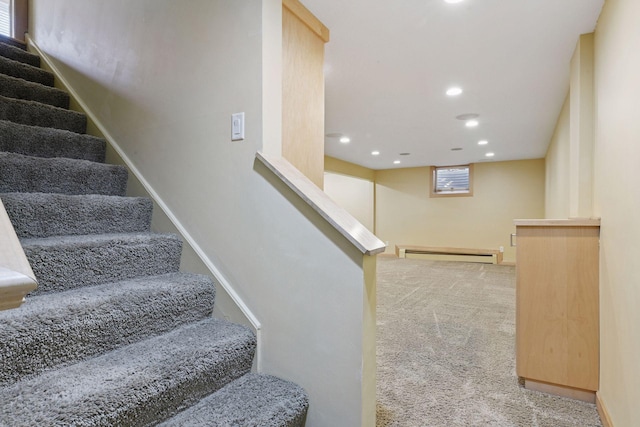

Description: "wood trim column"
12 0 28 42
282 0 329 189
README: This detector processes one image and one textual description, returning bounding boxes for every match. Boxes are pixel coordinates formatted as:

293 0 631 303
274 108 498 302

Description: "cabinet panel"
515 223 599 391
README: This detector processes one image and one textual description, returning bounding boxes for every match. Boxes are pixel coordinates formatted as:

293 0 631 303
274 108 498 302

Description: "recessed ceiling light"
465 120 479 128
371 151 380 156
485 152 495 157
444 0 465 3
339 137 351 143
478 140 488 145
393 160 401 164
456 113 479 121
446 87 463 96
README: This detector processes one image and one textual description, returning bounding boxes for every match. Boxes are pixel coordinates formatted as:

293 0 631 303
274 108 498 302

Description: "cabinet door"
516 225 599 391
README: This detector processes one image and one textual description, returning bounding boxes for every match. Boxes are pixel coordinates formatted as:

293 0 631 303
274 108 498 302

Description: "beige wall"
29 1 373 425
324 172 374 232
324 156 376 232
546 2 640 423
375 160 545 263
545 95 571 218
569 33 595 218
592 0 640 424
325 155 376 181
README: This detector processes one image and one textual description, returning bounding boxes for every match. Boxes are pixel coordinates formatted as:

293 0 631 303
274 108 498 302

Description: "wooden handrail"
256 152 386 256
0 198 37 310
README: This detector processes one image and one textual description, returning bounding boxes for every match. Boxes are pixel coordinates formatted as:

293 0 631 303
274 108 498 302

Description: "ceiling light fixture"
371 151 380 156
339 137 351 143
393 160 401 164
485 152 495 157
446 87 463 96
478 140 488 145
465 120 479 128
444 0 465 3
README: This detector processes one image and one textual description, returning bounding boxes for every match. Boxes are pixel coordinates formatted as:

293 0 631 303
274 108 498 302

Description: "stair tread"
0 72 69 108
0 272 216 386
0 35 27 50
159 373 308 427
0 318 256 427
0 94 85 133
0 119 105 162
22 232 183 295
0 151 127 196
1 192 153 238
0 55 53 86
0 41 40 67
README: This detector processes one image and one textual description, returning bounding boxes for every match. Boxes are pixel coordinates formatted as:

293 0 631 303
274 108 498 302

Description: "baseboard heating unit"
395 245 503 264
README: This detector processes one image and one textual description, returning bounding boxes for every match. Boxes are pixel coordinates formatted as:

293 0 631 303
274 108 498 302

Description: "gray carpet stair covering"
0 72 69 108
0 39 308 426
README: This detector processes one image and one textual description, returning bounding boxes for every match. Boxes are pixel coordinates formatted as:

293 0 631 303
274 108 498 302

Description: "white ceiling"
301 0 604 170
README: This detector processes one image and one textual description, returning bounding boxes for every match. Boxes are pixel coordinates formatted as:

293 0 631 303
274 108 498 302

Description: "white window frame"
430 164 474 198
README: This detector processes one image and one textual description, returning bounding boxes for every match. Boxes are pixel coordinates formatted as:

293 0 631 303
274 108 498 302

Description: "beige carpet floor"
376 257 602 427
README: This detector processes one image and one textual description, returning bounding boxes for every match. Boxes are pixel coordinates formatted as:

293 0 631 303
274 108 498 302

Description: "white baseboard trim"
26 35 263 371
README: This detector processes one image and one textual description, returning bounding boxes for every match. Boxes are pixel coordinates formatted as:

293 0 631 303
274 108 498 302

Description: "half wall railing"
256 151 386 256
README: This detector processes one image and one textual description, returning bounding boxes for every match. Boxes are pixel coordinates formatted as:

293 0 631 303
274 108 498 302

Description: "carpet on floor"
376 257 602 427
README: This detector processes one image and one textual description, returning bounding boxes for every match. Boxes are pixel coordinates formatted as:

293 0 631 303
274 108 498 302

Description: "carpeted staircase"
0 35 308 426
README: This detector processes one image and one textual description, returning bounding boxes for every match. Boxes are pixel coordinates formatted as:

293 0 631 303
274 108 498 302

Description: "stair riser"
111 352 255 427
23 235 183 295
0 42 41 67
0 35 27 50
0 120 106 162
0 273 216 387
158 374 309 427
2 193 153 238
0 153 127 196
0 56 53 86
0 73 69 108
0 95 85 133
0 320 256 427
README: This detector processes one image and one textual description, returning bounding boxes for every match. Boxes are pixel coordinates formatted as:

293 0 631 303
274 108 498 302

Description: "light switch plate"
232 112 245 141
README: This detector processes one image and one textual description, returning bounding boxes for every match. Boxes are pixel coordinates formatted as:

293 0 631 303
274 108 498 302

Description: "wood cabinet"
514 219 600 398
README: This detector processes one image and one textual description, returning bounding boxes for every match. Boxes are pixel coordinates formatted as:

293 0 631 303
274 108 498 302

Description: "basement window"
430 164 474 198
